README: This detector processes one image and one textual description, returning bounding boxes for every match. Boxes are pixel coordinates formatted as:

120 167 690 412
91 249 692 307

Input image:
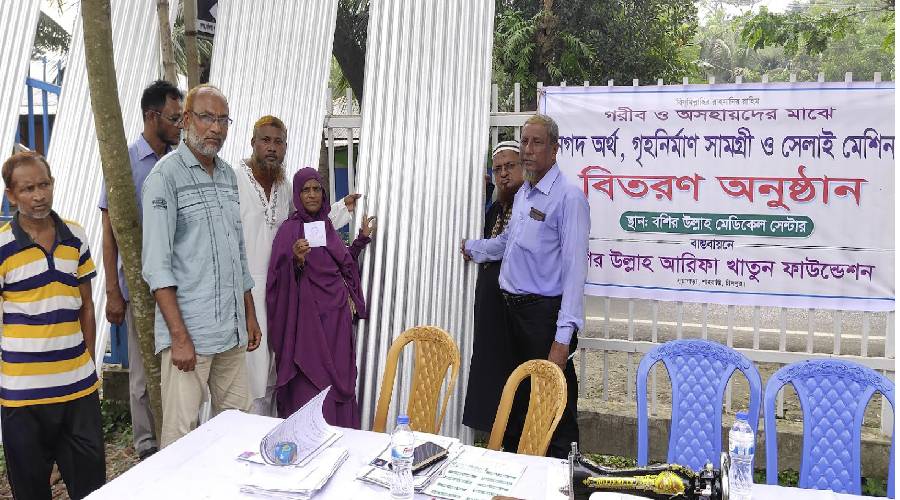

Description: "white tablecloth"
87 410 879 500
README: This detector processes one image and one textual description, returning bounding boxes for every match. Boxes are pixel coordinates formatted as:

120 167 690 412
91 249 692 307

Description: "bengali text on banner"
541 82 894 311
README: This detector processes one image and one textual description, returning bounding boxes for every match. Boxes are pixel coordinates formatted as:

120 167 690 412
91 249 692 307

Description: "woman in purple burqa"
266 168 376 428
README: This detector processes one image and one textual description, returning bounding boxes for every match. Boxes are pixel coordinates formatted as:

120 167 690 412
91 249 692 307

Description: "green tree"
331 0 699 108
493 0 699 107
689 0 894 83
333 0 368 101
172 14 213 81
34 12 71 57
740 0 894 59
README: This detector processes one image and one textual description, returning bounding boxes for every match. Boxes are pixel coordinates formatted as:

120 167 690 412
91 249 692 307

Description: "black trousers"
500 294 580 459
2 391 106 500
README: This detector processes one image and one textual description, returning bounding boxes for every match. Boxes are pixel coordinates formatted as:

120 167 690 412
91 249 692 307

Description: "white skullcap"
492 140 520 157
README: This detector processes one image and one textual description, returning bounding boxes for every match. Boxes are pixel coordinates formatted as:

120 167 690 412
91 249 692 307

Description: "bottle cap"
736 411 748 420
397 414 410 425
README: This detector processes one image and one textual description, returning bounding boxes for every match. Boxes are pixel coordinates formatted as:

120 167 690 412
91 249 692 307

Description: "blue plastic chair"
764 359 895 498
637 339 762 470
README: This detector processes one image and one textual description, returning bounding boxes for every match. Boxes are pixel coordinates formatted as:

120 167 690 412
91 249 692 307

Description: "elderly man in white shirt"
235 115 360 415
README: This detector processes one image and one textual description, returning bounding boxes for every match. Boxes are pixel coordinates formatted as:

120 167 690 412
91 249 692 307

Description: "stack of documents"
356 432 464 492
259 387 341 466
237 387 346 498
238 447 349 499
423 448 526 500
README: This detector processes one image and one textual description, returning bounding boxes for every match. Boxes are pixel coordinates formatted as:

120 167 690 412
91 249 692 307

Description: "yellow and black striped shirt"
0 212 99 407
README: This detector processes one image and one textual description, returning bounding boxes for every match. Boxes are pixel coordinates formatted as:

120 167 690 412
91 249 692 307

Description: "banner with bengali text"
541 82 894 311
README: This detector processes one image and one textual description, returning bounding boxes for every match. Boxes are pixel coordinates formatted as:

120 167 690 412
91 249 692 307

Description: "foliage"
330 56 353 97
332 0 698 108
492 0 699 108
863 476 888 497
172 14 213 82
100 398 132 441
739 0 894 59
689 0 894 83
585 453 638 468
333 0 368 100
34 12 71 57
753 467 798 487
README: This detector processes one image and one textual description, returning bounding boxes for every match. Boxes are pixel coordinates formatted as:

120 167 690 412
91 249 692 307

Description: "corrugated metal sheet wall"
0 0 40 163
47 1 160 362
354 0 495 439
208 0 339 177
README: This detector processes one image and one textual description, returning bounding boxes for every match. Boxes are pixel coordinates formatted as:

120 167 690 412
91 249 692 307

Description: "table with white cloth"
87 410 881 500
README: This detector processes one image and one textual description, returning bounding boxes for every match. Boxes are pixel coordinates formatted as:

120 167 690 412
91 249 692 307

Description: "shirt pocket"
515 209 558 253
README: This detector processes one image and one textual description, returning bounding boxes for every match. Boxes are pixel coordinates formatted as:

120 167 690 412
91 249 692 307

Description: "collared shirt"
234 160 353 282
142 141 254 355
234 160 351 401
0 212 99 407
99 134 168 301
466 164 590 344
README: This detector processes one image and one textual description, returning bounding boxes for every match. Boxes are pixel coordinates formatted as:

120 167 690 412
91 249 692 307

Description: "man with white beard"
235 115 360 416
142 84 262 447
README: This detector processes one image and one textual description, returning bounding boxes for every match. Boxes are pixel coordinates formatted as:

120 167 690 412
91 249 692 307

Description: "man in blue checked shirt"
462 114 590 458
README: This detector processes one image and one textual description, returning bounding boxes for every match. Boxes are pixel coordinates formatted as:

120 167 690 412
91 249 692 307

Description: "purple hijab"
266 168 368 400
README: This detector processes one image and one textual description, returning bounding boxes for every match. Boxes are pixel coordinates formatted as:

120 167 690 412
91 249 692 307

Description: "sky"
699 0 798 21
41 0 78 34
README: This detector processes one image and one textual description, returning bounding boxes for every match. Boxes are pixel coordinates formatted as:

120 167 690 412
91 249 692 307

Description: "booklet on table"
235 386 345 498
258 386 342 466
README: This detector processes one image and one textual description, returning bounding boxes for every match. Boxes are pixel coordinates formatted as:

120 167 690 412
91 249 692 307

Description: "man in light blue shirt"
463 114 590 458
142 84 262 447
100 80 183 460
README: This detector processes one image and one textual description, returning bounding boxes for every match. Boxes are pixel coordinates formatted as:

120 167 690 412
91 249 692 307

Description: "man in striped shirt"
0 152 106 499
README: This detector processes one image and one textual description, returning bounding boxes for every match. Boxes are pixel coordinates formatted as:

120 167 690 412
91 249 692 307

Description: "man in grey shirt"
142 84 262 447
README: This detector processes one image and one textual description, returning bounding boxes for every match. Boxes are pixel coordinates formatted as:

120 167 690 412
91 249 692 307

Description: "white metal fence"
324 73 895 437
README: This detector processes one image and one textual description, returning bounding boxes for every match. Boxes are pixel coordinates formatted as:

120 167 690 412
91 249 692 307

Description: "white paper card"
304 221 327 247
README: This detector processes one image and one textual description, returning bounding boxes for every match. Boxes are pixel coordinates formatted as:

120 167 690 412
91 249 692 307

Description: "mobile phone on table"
370 441 449 472
411 441 449 472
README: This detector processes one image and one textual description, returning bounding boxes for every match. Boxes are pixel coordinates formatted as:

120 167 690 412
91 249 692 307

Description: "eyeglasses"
301 186 323 195
190 111 233 127
492 161 520 174
147 109 183 126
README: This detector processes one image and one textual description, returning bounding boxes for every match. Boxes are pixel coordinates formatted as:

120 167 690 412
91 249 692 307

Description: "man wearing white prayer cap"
462 140 524 436
234 115 361 417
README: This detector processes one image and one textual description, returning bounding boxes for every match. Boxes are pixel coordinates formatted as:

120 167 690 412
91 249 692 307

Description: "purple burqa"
266 168 370 428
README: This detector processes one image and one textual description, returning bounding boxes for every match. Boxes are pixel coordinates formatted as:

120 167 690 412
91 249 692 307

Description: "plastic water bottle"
728 410 755 500
390 414 415 499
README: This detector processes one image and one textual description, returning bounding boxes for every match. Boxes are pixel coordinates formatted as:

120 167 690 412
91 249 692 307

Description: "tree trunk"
317 133 330 194
533 0 557 85
80 0 164 439
183 0 200 88
156 0 177 83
